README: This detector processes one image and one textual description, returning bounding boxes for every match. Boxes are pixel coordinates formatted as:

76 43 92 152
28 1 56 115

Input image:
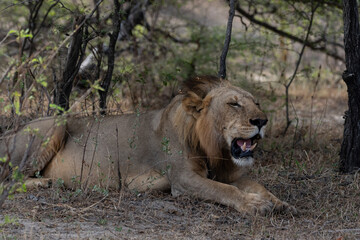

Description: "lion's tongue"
237 139 252 149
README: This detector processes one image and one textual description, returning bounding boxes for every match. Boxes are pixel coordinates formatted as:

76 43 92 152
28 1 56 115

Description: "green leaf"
132 24 147 39
89 80 105 92
0 156 7 163
49 103 65 112
7 29 19 36
36 75 48 87
19 29 33 39
11 91 21 115
16 183 27 193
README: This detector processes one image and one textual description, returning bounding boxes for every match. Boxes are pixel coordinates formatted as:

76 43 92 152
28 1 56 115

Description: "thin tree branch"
151 28 192 44
283 3 318 135
33 0 61 39
19 0 103 111
234 3 344 62
0 64 14 87
218 0 236 79
0 0 35 13
0 135 35 208
285 0 342 10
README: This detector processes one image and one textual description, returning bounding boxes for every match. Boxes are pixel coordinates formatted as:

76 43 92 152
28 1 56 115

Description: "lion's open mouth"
231 135 260 159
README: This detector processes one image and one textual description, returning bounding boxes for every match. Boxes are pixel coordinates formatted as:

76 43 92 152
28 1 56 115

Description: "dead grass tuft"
1 83 359 239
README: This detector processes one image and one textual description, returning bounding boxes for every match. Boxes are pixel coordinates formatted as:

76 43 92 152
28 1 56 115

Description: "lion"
0 76 296 215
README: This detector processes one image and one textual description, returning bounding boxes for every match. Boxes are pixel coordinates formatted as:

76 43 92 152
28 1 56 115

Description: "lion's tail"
0 119 67 180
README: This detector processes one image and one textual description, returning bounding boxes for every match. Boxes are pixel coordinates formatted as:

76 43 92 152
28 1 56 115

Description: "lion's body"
0 76 296 214
1 103 181 192
44 108 178 191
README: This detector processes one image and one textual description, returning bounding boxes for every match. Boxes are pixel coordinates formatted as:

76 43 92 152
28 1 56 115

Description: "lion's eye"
228 102 241 108
255 103 260 106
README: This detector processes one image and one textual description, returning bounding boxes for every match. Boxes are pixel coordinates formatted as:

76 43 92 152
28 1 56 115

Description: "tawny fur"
0 76 297 215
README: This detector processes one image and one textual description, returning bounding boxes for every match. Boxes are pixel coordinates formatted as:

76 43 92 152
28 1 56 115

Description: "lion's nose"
249 118 268 129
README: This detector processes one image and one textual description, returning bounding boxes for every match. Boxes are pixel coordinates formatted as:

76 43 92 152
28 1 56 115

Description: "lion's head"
177 76 267 168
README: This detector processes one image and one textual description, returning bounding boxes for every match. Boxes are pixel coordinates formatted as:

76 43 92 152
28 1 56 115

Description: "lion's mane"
171 76 230 168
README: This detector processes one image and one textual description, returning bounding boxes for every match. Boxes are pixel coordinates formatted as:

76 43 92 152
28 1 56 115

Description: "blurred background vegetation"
0 0 345 134
4 2 360 239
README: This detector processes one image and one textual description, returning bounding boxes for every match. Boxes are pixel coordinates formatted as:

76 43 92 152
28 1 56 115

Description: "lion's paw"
238 194 298 216
274 201 298 215
240 193 274 215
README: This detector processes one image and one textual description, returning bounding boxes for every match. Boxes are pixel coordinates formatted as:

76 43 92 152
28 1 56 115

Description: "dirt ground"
1 91 360 240
1 0 357 239
1 154 360 240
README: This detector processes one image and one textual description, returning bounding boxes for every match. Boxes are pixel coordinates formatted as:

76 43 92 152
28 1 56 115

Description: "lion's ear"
182 91 204 119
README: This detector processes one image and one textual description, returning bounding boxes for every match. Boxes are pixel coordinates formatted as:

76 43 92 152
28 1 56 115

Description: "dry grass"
1 82 359 240
2 142 359 239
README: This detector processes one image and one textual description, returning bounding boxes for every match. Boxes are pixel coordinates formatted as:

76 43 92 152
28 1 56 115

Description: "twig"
0 63 14 87
0 0 35 13
18 1 103 111
83 120 101 192
79 195 108 213
79 120 95 188
234 3 344 62
68 87 93 112
42 0 103 72
0 33 11 46
309 65 321 142
322 229 360 233
283 2 318 135
0 134 35 208
116 124 125 208
32 0 61 39
151 28 192 44
218 0 236 79
18 136 36 171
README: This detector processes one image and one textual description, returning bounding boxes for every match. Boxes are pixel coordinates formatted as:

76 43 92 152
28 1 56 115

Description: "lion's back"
43 111 172 190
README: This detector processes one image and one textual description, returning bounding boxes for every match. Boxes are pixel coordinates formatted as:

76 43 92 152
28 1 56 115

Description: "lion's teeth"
242 142 247 151
249 143 257 151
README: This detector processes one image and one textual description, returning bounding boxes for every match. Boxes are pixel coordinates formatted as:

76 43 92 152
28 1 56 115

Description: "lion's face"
208 86 267 167
181 78 267 168
185 84 267 167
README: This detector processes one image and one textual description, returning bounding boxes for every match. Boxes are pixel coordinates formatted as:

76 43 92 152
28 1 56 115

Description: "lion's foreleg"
171 171 279 215
231 178 297 214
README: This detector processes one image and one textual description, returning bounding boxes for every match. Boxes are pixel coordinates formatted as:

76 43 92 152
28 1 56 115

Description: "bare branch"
0 0 34 13
234 2 344 62
33 0 61 39
0 64 14 88
0 134 35 208
151 28 192 44
283 3 318 135
117 1 149 41
218 0 236 79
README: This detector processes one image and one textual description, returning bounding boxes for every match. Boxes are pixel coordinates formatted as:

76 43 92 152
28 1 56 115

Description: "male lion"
0 76 296 215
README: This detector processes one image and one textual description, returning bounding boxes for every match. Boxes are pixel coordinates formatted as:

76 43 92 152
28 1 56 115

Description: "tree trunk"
54 15 85 112
340 0 360 172
99 0 121 115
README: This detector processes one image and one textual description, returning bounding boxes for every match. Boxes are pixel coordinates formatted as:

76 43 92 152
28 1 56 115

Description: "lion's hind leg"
23 123 67 177
0 121 67 182
25 178 52 190
125 170 170 192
